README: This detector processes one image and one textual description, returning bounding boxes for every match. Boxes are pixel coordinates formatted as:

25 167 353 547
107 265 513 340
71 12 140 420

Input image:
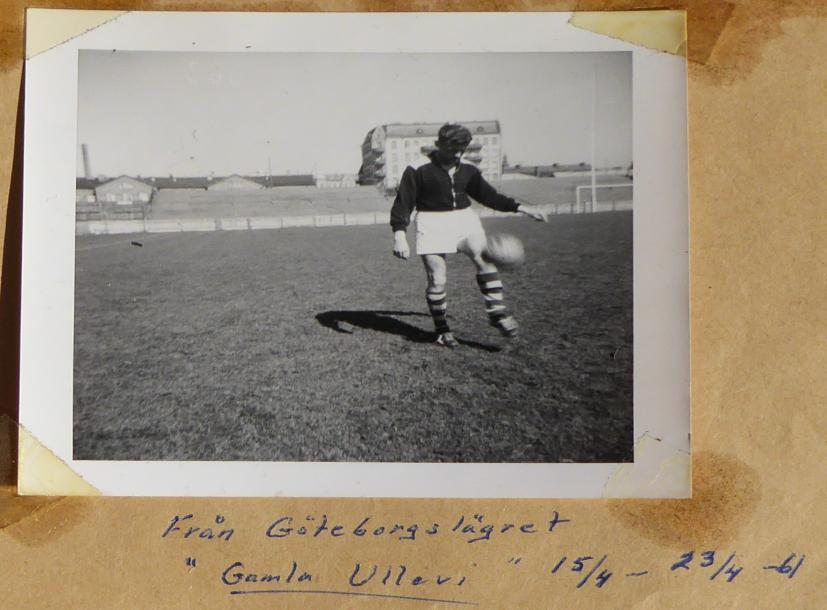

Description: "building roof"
76 178 101 190
383 121 500 138
95 175 155 190
208 174 263 187
82 174 318 189
77 176 155 189
147 177 211 189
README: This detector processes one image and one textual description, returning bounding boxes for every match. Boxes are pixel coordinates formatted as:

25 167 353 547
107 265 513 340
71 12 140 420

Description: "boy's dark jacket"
390 154 519 232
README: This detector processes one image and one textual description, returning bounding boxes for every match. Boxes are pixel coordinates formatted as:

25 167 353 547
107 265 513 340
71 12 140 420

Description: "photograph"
72 50 635 464
19 11 689 496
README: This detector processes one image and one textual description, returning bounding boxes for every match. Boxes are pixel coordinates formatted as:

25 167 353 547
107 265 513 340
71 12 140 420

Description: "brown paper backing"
2 2 825 607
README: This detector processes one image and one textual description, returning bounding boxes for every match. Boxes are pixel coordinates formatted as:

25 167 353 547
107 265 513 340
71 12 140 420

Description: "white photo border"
20 11 689 497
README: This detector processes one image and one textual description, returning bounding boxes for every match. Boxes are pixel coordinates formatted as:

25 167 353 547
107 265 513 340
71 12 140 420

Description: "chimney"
81 144 92 179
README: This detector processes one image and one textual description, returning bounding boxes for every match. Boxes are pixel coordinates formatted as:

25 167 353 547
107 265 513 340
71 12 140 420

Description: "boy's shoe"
491 315 519 338
435 332 459 348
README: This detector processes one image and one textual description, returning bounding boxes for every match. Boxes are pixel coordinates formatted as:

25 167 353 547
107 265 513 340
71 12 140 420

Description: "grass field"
73 211 633 463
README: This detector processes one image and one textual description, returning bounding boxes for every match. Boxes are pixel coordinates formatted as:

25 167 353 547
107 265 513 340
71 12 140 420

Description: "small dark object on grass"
131 241 143 247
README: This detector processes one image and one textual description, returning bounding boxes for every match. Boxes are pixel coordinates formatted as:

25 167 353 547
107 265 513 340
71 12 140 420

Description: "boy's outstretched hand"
517 204 549 223
393 230 410 260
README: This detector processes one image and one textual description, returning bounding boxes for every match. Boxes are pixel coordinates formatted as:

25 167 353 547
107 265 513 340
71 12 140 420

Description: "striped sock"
476 271 509 324
426 288 450 334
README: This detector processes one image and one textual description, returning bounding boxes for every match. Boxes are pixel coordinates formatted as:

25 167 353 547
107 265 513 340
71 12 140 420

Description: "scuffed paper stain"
26 9 128 59
603 432 690 498
17 425 100 496
569 10 687 57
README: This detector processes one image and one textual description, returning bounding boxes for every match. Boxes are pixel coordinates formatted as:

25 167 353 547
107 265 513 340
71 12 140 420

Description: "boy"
391 123 547 348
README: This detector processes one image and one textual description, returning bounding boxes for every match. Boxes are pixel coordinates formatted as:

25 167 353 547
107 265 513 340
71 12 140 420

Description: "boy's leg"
459 233 519 337
421 254 458 347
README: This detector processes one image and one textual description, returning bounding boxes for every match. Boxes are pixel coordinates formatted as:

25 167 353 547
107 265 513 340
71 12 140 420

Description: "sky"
77 51 632 178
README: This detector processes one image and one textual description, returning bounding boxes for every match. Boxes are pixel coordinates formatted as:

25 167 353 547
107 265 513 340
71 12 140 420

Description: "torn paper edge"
603 432 691 498
569 10 687 57
26 8 129 59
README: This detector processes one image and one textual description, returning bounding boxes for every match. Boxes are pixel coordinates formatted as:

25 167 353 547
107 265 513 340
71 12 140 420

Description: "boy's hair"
437 123 473 148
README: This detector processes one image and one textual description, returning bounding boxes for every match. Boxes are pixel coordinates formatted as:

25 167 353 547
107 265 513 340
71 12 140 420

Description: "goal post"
575 183 634 213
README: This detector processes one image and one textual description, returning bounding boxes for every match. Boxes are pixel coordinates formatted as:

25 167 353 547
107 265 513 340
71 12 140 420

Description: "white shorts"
415 208 486 255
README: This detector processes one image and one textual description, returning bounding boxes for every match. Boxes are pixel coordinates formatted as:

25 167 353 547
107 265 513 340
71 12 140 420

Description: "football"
483 233 525 268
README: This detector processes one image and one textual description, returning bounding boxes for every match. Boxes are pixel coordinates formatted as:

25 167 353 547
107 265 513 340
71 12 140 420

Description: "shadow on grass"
316 310 501 352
